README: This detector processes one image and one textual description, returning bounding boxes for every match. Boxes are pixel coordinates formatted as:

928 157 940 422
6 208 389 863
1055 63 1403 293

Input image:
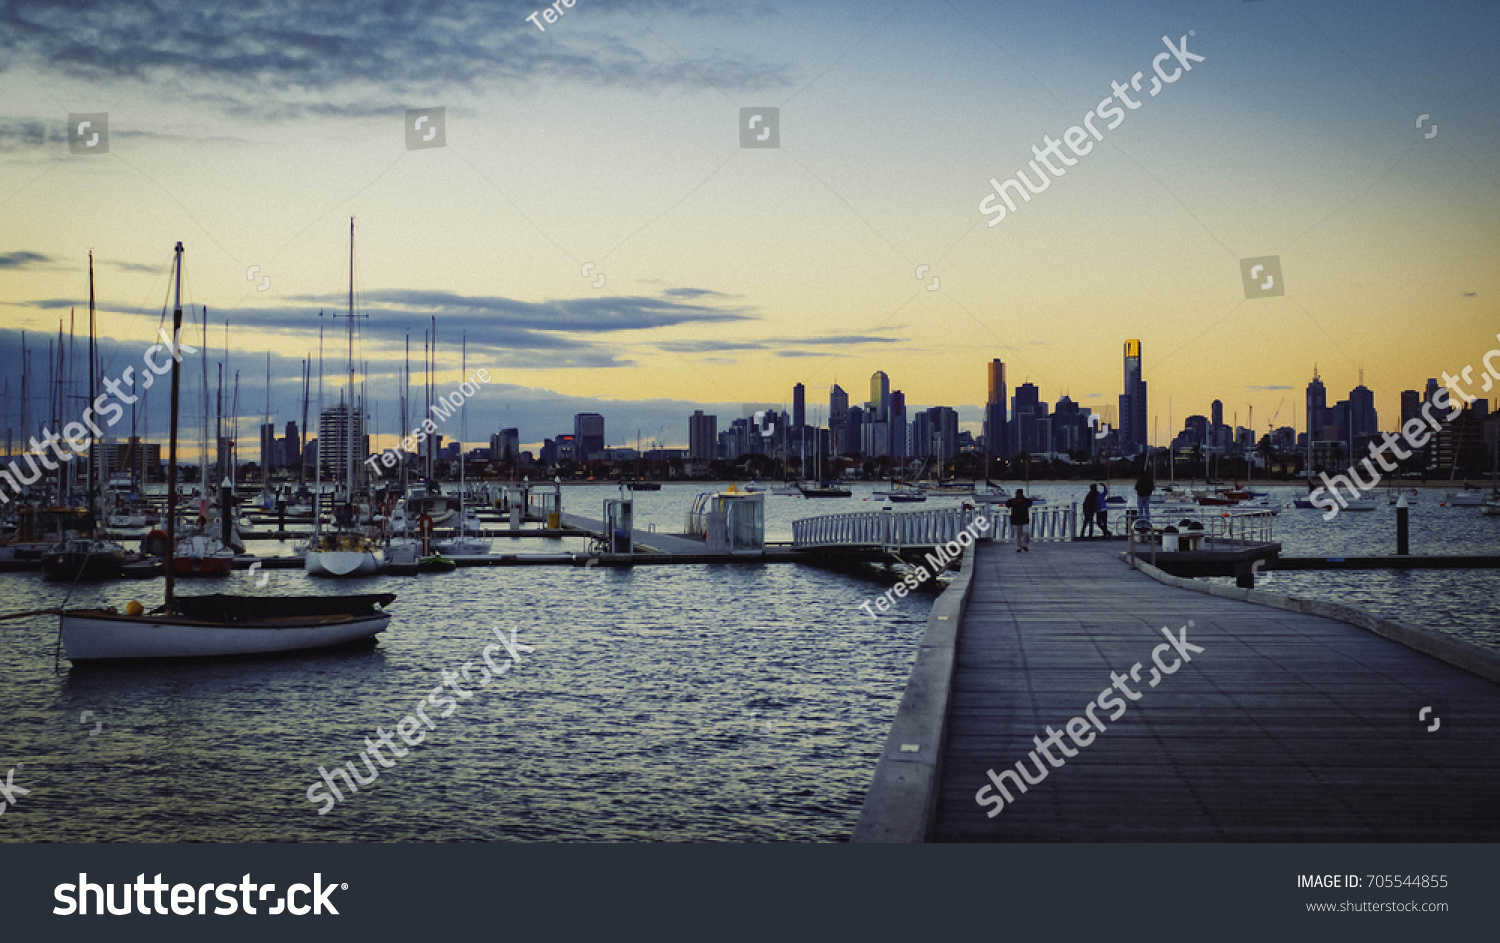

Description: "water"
2 481 1495 842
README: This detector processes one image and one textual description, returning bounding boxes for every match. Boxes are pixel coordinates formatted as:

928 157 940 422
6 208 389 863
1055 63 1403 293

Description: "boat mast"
87 253 98 522
346 218 356 508
164 242 184 611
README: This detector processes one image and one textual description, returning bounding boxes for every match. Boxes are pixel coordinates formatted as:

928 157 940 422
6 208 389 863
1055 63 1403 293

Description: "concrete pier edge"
850 547 977 843
1128 555 1500 686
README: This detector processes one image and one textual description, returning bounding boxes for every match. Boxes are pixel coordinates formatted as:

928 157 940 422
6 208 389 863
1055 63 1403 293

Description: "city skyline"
2 0 1496 456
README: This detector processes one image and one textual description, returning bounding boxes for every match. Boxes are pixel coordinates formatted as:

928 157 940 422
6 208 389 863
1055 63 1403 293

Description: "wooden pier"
852 538 1500 842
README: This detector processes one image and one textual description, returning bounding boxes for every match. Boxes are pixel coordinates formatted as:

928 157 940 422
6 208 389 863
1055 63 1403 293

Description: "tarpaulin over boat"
171 593 396 622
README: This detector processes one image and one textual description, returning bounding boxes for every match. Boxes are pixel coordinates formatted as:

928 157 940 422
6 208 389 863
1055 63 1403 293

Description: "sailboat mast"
165 243 185 611
346 218 356 504
87 253 98 519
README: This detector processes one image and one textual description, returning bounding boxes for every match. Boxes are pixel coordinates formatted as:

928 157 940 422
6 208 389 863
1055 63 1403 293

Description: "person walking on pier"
1005 489 1034 552
1135 471 1154 522
1081 484 1100 537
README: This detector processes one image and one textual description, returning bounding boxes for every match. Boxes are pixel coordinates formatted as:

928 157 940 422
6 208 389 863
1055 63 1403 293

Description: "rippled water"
2 481 1495 842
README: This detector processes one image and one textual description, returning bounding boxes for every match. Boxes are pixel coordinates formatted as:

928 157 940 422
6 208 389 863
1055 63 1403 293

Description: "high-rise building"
890 390 907 460
869 371 890 421
792 383 805 431
260 422 278 470
1424 378 1440 403
574 413 605 460
688 410 717 471
490 428 520 463
985 359 1008 463
1305 371 1327 445
1348 384 1377 442
929 406 960 464
1118 339 1148 453
1011 383 1042 455
1211 399 1223 431
829 384 849 453
1400 390 1421 428
318 402 364 479
282 420 301 469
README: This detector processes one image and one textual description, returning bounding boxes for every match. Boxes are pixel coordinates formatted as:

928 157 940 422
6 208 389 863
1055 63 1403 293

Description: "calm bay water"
1 481 1495 842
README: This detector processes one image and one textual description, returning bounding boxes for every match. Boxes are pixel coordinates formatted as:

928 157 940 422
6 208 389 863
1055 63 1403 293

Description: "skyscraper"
1306 370 1327 443
869 371 890 421
688 410 717 468
1348 383 1377 442
318 402 363 479
1118 339 1147 453
1400 390 1421 427
574 412 605 459
792 383 805 431
889 390 907 460
1211 399 1223 431
985 359 1008 463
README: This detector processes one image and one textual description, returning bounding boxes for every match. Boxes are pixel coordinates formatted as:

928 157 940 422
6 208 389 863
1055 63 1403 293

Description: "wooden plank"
930 539 1500 842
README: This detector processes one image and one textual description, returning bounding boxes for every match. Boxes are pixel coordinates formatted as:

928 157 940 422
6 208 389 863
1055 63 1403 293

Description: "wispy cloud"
0 0 795 120
0 250 51 269
1247 385 1293 391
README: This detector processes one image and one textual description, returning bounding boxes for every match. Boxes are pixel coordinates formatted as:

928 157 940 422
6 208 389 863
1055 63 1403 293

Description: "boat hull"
61 610 389 661
305 550 381 577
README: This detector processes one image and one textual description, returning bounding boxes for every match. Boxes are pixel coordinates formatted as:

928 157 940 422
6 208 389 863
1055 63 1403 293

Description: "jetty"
850 535 1500 842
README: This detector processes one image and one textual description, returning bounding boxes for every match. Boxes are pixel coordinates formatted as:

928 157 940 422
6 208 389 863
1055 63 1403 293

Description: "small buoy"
125 600 144 616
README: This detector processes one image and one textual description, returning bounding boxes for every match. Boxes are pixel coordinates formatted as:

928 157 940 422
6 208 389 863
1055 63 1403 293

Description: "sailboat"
432 333 489 556
305 219 379 577
59 241 396 661
797 409 851 497
43 254 126 581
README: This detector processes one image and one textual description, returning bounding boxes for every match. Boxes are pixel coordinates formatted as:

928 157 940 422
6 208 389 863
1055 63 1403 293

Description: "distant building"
1118 339 1148 453
318 402 364 478
574 413 605 459
688 410 717 475
282 420 301 469
489 428 520 463
792 383 805 431
985 359 1009 463
260 422 278 471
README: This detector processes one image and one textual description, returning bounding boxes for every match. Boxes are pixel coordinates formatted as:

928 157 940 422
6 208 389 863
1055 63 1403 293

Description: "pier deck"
855 539 1500 842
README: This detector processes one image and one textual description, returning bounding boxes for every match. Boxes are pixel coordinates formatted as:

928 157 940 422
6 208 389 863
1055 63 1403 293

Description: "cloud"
6 285 757 371
0 0 795 120
1247 385 1293 391
654 333 900 353
0 250 51 269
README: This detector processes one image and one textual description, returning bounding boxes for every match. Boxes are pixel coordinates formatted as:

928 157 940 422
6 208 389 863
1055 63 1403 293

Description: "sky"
1 0 1497 455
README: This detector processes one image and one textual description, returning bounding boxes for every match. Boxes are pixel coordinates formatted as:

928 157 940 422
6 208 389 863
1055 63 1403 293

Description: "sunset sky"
2 0 1497 453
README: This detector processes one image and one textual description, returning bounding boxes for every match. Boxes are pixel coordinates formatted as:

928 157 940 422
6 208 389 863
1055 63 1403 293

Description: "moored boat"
58 241 396 662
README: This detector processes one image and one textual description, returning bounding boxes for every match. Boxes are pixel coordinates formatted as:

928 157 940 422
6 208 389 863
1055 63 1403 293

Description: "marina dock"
853 538 1500 842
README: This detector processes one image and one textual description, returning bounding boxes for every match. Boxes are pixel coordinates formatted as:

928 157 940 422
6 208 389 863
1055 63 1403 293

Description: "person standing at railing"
1081 484 1101 537
1096 483 1110 538
1005 490 1034 553
1134 471 1154 522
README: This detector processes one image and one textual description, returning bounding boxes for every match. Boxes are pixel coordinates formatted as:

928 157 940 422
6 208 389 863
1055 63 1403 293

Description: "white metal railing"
792 504 1077 550
1126 508 1276 555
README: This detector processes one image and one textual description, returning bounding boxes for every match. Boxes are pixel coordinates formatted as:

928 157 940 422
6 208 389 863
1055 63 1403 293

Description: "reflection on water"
2 482 1495 841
